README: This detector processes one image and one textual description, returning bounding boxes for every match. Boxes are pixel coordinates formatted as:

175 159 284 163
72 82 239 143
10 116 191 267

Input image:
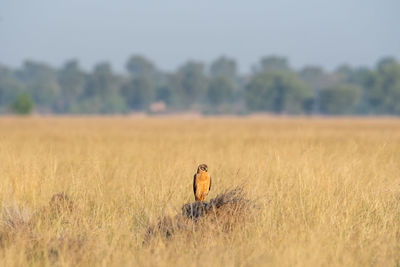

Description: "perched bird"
193 164 211 202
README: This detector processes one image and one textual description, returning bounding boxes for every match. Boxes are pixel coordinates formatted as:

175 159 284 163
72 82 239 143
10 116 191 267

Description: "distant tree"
84 63 118 98
245 71 312 114
57 60 86 112
299 66 336 113
254 56 290 73
16 61 61 111
126 55 156 78
121 75 154 110
11 92 34 115
0 65 24 111
154 73 187 108
334 64 354 83
346 67 371 85
82 62 126 113
155 84 176 106
319 84 361 115
299 66 332 90
2 54 400 115
207 75 234 106
365 57 400 114
210 56 237 80
101 93 128 114
377 57 398 71
174 61 208 106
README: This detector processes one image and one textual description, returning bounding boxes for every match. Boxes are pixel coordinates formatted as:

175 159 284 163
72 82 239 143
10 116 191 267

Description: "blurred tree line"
0 55 399 115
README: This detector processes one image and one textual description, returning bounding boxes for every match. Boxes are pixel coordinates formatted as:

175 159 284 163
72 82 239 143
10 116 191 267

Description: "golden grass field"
0 116 400 266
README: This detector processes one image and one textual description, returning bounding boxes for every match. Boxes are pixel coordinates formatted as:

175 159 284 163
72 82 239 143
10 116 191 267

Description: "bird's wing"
209 175 211 191
193 173 197 195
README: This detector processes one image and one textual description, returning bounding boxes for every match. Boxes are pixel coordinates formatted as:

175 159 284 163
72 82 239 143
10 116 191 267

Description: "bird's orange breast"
195 172 210 201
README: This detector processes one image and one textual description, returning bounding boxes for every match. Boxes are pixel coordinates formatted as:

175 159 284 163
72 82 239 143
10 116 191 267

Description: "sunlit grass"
0 116 399 266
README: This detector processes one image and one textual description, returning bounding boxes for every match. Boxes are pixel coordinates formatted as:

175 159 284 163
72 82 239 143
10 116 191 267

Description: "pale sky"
0 0 399 73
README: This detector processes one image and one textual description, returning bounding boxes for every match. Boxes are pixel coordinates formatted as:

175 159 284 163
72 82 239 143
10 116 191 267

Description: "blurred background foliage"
0 55 399 115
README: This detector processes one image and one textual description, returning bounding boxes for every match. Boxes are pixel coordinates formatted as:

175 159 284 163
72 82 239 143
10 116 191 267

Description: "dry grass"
0 116 400 266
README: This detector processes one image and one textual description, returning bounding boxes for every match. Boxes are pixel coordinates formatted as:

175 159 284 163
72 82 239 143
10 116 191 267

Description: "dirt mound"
145 187 256 243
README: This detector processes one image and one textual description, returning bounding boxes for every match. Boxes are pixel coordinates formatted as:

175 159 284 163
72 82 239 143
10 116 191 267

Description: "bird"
193 164 211 202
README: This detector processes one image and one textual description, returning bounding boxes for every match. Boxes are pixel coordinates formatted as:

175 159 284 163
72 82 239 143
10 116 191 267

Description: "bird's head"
197 164 208 172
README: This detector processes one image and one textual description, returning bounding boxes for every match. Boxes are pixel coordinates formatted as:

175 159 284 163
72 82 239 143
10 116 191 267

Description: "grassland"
0 116 399 266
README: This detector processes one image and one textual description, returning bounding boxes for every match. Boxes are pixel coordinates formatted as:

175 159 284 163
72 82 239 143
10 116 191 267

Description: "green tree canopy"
245 71 312 114
57 60 87 112
319 84 361 115
254 56 291 73
334 64 354 82
0 55 399 115
17 61 61 111
174 61 208 106
0 65 24 110
209 56 237 80
299 66 335 90
85 63 118 97
121 75 154 110
11 92 34 115
79 62 126 113
207 75 234 106
126 55 156 78
155 79 177 106
370 58 400 114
